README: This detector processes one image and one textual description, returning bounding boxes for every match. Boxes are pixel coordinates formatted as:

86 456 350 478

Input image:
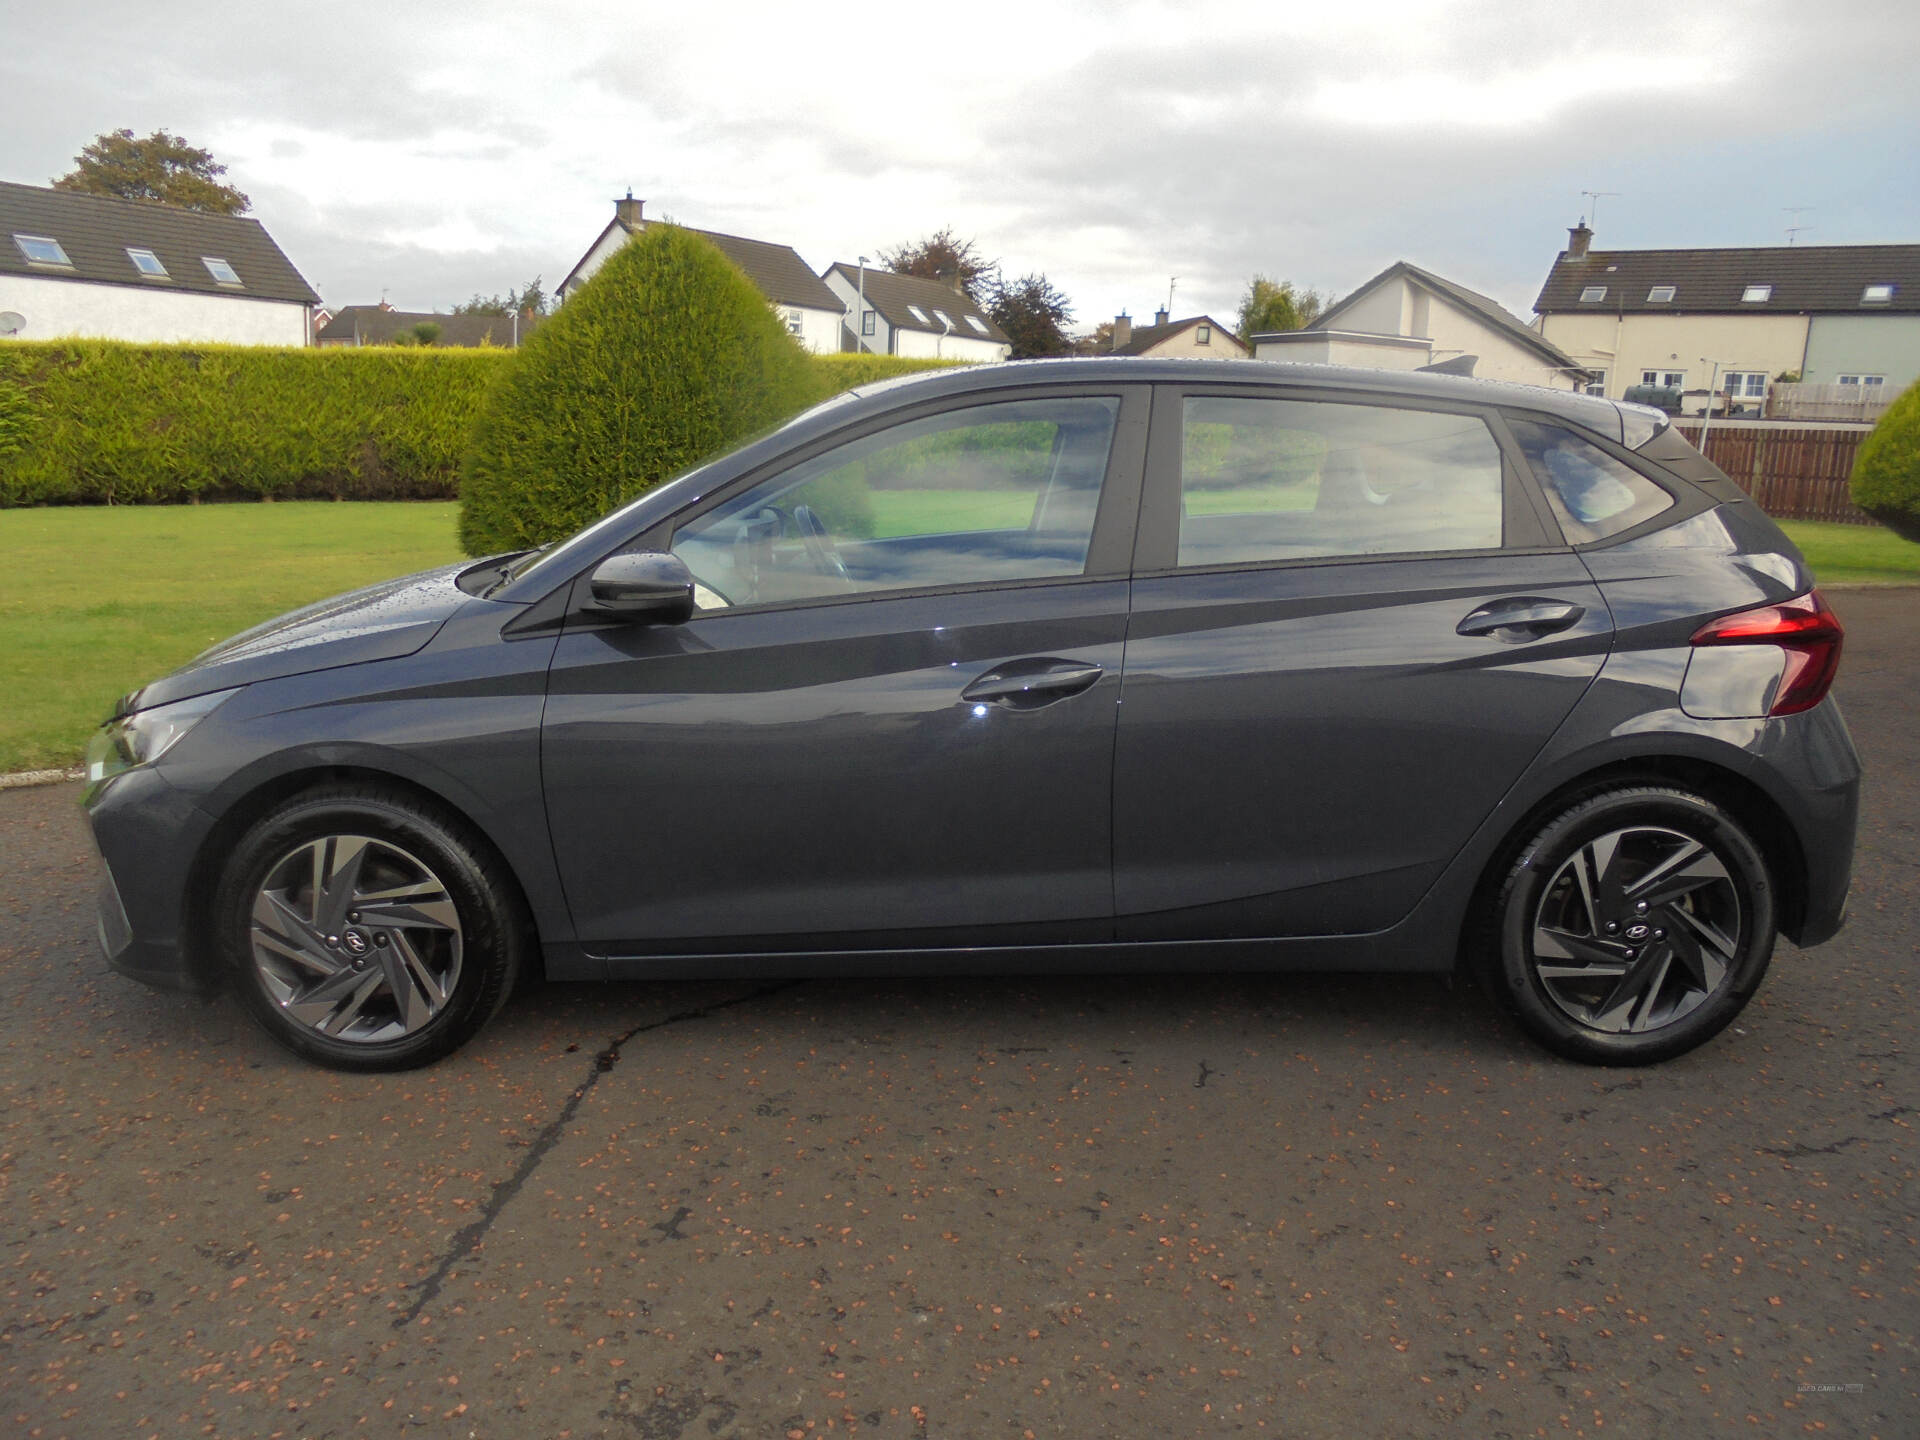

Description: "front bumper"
84 765 222 995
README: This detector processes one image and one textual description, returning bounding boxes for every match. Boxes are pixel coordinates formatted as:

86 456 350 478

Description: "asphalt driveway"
2 589 1916 1439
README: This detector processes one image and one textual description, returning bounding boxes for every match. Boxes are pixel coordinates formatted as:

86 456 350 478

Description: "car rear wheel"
214 786 524 1071
1490 786 1776 1065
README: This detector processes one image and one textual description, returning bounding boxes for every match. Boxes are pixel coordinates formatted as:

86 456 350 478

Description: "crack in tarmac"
393 982 799 1328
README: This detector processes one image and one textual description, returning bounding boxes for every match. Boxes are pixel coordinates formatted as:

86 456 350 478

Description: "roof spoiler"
1415 354 1478 377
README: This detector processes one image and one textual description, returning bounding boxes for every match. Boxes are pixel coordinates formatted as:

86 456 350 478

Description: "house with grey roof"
559 195 846 354
819 263 1010 363
316 304 538 348
1106 308 1248 359
1254 261 1591 390
0 180 317 345
1534 224 1920 408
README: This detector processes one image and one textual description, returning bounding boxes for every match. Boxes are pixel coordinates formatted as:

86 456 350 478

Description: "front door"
1113 387 1614 940
541 389 1146 957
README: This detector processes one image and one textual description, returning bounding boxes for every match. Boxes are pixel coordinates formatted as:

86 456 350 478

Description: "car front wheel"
214 786 525 1071
1490 786 1777 1066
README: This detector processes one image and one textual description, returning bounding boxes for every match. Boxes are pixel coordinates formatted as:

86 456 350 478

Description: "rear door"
1113 384 1613 941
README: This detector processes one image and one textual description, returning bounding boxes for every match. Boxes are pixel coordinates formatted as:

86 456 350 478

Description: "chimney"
1112 313 1132 351
947 271 966 296
1153 306 1169 327
1567 220 1593 258
615 189 645 228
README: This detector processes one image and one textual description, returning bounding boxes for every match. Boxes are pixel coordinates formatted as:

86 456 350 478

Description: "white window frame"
783 309 805 338
1836 373 1885 388
1582 373 1608 397
906 304 930 325
126 247 169 278
202 256 243 286
1861 283 1895 305
13 234 71 266
1578 285 1606 303
1723 371 1768 399
1740 284 1772 303
1646 285 1676 303
963 314 988 335
1640 369 1686 389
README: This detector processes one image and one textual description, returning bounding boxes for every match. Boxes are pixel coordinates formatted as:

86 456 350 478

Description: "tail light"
1690 590 1844 716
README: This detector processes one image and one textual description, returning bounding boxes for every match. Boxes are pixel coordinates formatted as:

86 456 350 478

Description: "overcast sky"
5 0 1917 332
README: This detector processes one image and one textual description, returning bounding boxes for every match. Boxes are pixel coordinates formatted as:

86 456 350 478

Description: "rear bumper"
1774 698 1860 949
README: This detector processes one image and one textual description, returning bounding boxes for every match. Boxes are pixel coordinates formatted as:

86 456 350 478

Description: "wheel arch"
1456 753 1811 972
181 763 543 986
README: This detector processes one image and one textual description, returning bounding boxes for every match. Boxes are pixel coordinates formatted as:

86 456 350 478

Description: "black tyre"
1489 786 1776 1066
213 786 526 1071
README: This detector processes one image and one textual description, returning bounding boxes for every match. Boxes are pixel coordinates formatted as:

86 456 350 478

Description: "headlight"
85 689 237 785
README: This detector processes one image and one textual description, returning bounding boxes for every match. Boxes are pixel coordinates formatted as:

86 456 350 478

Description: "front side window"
202 256 242 285
860 310 876 336
126 247 168 277
1724 371 1768 399
1641 369 1686 389
1647 285 1676 303
1196 324 1211 344
1509 418 1674 545
1838 373 1885 388
670 396 1119 610
1175 397 1504 567
1578 285 1607 302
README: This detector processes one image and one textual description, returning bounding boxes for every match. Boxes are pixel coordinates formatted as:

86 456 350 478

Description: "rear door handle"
1457 597 1586 640
961 659 1105 709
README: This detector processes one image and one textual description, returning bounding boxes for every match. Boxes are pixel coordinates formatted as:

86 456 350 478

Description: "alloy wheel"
248 834 464 1043
1528 824 1744 1035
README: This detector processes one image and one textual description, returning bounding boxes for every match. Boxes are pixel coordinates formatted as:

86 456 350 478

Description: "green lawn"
1778 521 1920 586
0 502 462 773
1 500 1914 776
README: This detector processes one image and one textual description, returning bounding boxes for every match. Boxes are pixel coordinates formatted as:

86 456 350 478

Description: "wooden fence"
1766 383 1894 424
1672 421 1875 526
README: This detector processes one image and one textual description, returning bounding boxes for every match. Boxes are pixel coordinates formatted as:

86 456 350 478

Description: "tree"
458 225 816 556
1850 377 1920 544
878 227 995 301
52 128 249 214
453 277 550 318
989 273 1075 359
1236 275 1325 340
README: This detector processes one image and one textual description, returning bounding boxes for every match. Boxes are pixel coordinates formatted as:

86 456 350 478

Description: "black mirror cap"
588 551 696 623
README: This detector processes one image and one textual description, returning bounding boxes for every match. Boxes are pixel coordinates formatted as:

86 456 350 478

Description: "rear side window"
1508 418 1674 544
1176 396 1504 566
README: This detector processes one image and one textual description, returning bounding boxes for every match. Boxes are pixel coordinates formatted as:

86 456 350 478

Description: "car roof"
829 356 1655 446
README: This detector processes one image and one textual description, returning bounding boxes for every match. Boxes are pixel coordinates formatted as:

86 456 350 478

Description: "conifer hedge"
457 225 821 555
0 341 502 505
1852 378 1920 543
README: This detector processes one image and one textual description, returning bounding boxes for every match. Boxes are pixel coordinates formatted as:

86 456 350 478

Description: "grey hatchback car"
82 359 1859 1071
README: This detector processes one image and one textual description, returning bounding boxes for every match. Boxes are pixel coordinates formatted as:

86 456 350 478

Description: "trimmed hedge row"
0 341 504 505
0 340 957 509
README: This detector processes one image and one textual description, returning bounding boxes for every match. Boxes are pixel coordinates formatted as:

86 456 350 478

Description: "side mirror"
587 551 696 623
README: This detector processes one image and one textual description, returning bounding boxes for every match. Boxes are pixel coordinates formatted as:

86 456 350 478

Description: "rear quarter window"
1508 417 1675 544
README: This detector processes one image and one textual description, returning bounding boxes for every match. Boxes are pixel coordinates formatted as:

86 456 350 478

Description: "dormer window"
1578 286 1606 302
1741 284 1772 303
202 256 243 286
127 247 169 278
1862 283 1895 305
13 234 71 267
1647 285 1676 303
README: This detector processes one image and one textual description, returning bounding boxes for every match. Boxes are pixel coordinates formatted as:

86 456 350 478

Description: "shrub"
802 352 959 404
1852 378 1920 543
458 224 818 556
0 341 502 505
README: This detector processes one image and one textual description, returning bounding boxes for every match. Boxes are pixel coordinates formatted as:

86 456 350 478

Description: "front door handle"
1457 597 1586 641
961 659 1105 709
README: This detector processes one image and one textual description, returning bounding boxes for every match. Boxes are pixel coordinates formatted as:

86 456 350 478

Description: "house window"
1196 324 1212 344
1641 369 1686 388
1582 374 1608 396
1723 371 1768 399
964 314 988 335
202 257 243 285
1837 374 1885 388
785 310 805 337
860 310 876 336
1578 285 1607 303
1741 284 1773 303
126 247 169 277
13 234 71 266
1646 285 1676 303
1861 283 1895 305
932 308 954 329
907 304 930 324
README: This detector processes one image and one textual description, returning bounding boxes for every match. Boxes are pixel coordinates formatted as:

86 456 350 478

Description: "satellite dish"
0 312 24 337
